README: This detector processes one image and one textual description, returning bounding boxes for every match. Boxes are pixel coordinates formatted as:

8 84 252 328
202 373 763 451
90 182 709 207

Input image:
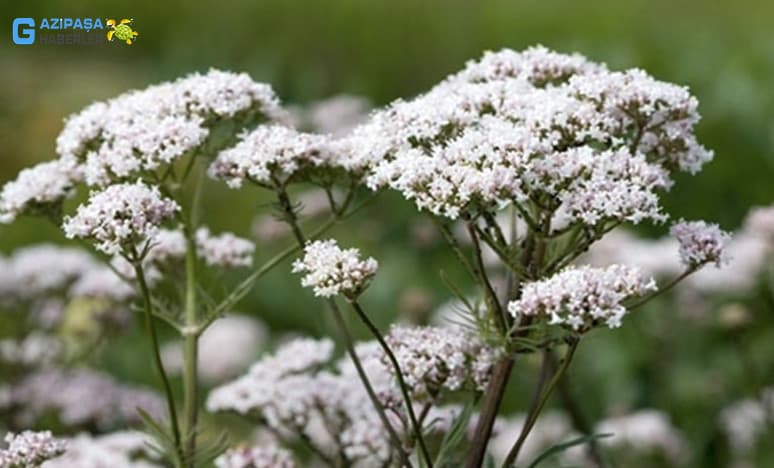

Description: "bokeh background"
1 1 773 466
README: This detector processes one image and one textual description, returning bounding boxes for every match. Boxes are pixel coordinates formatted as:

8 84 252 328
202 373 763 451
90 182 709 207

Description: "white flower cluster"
307 94 371 136
0 431 67 468
670 220 731 268
292 239 378 299
596 410 688 463
56 69 284 186
214 445 295 468
0 332 62 367
208 125 335 188
195 227 255 268
719 388 774 455
488 411 575 465
0 245 96 301
0 159 81 223
508 265 657 331
347 46 710 223
207 338 396 466
42 431 161 468
384 325 499 400
162 315 267 384
62 181 179 256
2 369 164 430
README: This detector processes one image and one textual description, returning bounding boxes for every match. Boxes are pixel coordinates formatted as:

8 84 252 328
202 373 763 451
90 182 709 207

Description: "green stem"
502 337 580 467
349 300 434 468
275 189 412 466
132 258 183 466
182 226 199 466
330 302 413 467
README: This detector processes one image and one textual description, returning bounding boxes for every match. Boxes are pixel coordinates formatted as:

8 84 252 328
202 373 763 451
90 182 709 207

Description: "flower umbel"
670 220 730 268
62 181 179 256
292 239 378 299
0 430 67 467
508 265 657 331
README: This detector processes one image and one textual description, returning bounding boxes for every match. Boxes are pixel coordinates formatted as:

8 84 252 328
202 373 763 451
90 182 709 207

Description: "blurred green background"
1 1 773 466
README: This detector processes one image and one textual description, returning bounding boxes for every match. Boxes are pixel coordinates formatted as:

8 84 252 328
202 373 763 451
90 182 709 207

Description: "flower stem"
502 337 580 467
349 299 434 468
275 188 412 466
330 302 413 467
133 260 183 466
465 357 514 468
182 226 199 466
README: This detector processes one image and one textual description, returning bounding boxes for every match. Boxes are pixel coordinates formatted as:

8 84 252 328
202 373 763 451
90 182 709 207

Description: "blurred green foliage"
1 1 773 466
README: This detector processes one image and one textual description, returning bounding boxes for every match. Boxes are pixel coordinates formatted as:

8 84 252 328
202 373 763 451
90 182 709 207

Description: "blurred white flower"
0 430 67 468
670 220 731 268
195 227 255 268
42 431 160 468
162 315 267 384
215 444 295 468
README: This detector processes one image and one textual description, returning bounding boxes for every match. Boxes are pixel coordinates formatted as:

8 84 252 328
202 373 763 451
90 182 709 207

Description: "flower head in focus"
292 239 378 299
508 264 657 331
62 181 179 257
0 159 81 223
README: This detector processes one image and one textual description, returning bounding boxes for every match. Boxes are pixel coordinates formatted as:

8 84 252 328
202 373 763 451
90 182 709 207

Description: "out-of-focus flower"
596 410 688 464
215 444 295 468
42 431 161 468
0 430 67 468
2 369 164 430
162 315 267 384
508 265 656 331
307 94 371 136
670 220 730 268
292 239 378 299
62 181 179 256
195 227 255 268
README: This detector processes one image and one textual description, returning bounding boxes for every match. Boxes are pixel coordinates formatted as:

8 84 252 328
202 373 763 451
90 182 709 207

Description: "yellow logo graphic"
106 18 138 45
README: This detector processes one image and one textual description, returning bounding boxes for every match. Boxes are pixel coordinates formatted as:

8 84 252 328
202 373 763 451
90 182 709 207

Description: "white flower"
596 410 688 464
62 181 179 256
207 337 396 465
383 325 499 400
161 315 267 384
448 45 604 86
0 245 96 300
508 265 657 331
355 46 710 222
670 220 731 268
0 159 81 223
208 125 335 188
195 227 255 268
56 69 284 186
0 431 67 468
215 445 295 468
5 369 164 430
307 94 371 136
42 431 161 468
292 239 378 299
0 333 62 367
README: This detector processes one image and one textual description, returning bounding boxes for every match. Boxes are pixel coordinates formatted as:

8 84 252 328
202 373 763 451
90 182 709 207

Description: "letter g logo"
12 18 35 45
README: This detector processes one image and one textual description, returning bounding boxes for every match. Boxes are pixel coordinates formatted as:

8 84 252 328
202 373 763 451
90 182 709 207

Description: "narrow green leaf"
526 433 612 468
